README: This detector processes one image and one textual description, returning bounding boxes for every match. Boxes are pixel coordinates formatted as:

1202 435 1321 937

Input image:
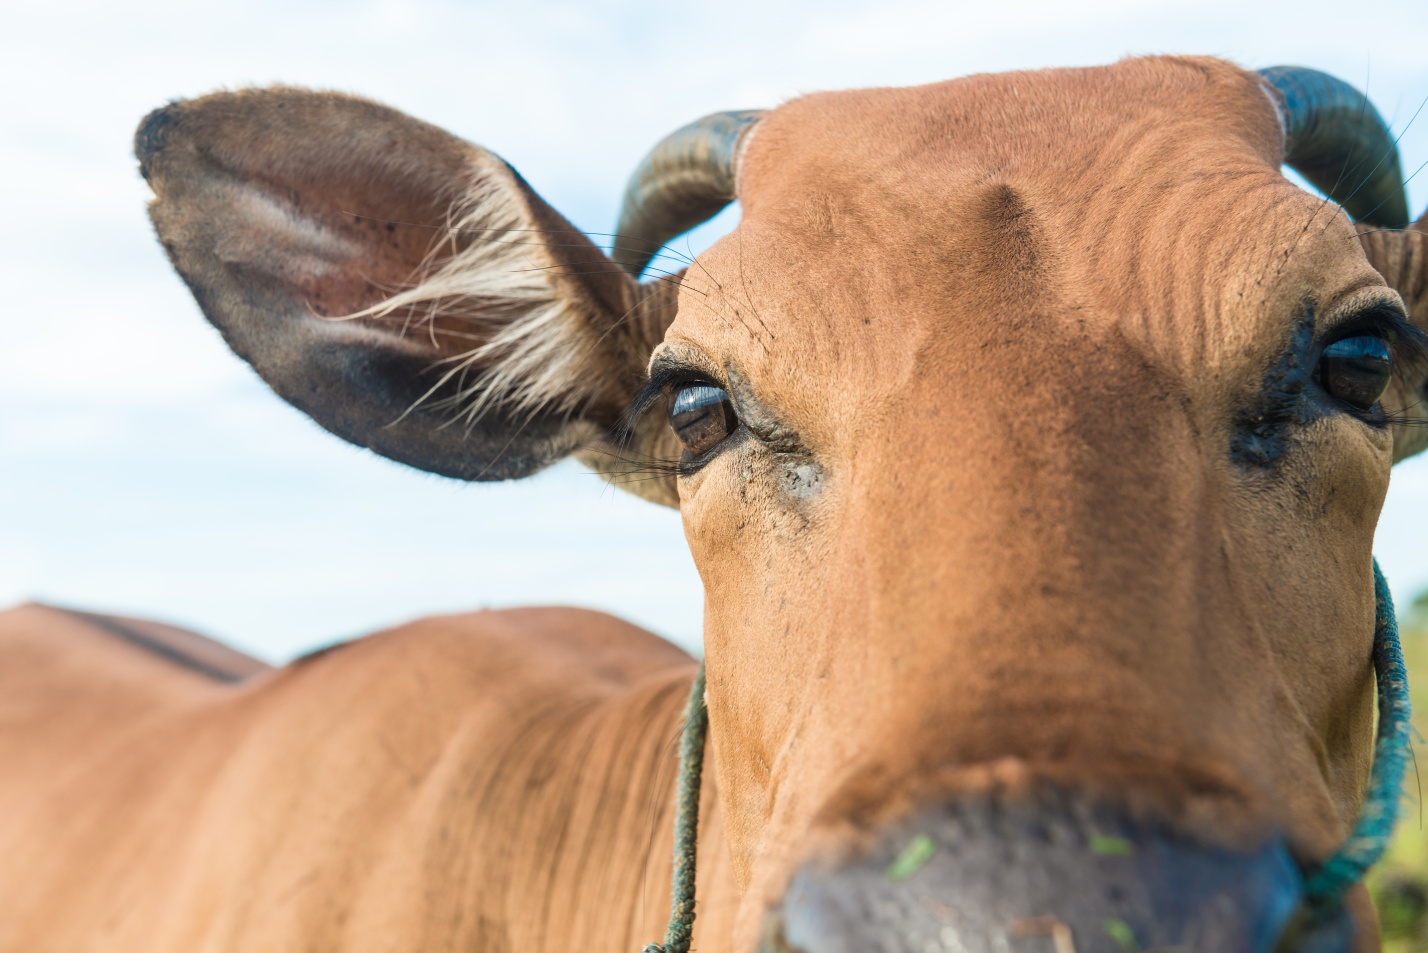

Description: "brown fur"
6 55 1428 951
0 605 734 951
690 60 1411 946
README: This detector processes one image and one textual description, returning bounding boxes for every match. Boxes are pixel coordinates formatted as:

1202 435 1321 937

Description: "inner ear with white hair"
137 87 758 507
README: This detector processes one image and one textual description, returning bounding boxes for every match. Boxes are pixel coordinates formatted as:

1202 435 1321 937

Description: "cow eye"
668 382 738 458
1316 335 1393 412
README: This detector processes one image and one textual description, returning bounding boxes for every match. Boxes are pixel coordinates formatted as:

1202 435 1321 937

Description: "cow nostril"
768 799 1344 953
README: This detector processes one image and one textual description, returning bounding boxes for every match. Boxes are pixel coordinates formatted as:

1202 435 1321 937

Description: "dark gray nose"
763 796 1354 953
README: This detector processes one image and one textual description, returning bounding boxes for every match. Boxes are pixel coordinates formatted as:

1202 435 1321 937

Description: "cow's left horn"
1259 66 1408 229
613 110 764 277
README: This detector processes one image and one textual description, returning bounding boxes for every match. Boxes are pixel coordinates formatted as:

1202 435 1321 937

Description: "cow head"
137 56 1428 953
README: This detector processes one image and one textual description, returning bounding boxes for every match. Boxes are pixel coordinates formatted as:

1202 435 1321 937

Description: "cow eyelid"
611 361 743 477
619 363 725 433
1307 309 1426 423
1322 308 1427 368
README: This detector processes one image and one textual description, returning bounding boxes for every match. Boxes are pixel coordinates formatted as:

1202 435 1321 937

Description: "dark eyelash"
1328 308 1428 428
599 377 730 485
1330 308 1428 370
609 364 725 458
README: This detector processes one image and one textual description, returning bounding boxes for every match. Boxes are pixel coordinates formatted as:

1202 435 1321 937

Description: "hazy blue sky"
4 0 1428 660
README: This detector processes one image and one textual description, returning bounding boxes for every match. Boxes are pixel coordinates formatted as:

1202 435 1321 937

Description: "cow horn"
1258 66 1408 229
612 109 764 277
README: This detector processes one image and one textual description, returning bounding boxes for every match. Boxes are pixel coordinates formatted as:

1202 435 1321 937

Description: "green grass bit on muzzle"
886 833 937 882
1103 918 1139 953
1089 834 1134 857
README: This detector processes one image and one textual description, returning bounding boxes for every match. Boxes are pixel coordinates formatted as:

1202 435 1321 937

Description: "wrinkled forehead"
737 56 1287 204
670 56 1382 393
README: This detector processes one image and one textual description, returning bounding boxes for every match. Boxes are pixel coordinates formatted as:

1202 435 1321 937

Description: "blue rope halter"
640 560 1412 951
1303 558 1413 908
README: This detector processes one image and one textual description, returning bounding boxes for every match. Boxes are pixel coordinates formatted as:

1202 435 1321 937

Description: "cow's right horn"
1258 66 1409 229
613 110 764 278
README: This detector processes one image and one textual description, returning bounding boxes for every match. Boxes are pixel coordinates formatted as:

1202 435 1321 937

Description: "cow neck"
445 662 729 953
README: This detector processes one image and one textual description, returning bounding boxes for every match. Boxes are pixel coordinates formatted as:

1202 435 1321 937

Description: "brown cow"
3 55 1427 953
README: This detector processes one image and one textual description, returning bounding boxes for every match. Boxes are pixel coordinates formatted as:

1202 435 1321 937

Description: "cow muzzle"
759 796 1355 953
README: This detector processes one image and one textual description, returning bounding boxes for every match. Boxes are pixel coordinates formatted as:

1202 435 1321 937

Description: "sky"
3 0 1428 661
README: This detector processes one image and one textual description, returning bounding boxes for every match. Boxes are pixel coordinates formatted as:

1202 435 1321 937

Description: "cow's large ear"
137 87 679 505
1359 213 1428 463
